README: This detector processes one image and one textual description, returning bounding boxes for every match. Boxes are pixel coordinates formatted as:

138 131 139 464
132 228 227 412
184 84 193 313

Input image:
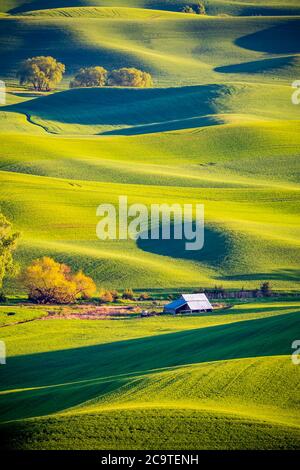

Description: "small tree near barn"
260 281 272 297
122 288 135 300
99 290 114 303
23 257 96 303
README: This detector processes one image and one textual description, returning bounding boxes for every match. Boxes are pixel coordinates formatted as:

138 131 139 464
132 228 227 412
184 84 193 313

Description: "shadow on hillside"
215 55 297 75
241 6 300 16
8 1 188 15
0 311 299 421
8 85 226 133
8 0 300 16
9 0 85 14
0 17 144 77
236 20 300 54
136 224 232 269
101 115 219 135
12 92 46 98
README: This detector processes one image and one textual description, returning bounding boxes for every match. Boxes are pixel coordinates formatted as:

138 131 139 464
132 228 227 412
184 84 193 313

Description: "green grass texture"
1 300 300 449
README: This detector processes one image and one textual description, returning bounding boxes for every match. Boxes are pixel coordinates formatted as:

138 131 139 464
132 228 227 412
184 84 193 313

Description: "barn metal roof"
164 293 212 311
182 294 209 302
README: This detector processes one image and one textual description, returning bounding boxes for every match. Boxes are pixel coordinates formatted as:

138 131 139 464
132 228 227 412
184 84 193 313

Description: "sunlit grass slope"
2 120 300 185
1 301 299 449
20 6 189 18
0 14 299 85
0 3 299 291
4 83 299 134
1 168 299 289
3 0 300 16
1 85 300 289
0 306 47 326
0 0 300 452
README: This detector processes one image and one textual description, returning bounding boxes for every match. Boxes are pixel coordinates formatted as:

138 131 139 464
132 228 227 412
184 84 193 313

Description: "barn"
163 293 213 314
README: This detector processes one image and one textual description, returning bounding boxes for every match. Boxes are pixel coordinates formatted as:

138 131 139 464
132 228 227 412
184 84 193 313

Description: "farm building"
164 293 213 314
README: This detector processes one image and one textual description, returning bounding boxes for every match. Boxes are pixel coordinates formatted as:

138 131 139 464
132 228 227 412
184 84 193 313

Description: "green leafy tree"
181 5 196 13
194 287 206 293
252 288 260 298
260 281 272 297
213 285 225 298
0 213 20 289
122 288 135 300
70 66 107 88
196 2 206 14
17 56 65 91
108 67 153 88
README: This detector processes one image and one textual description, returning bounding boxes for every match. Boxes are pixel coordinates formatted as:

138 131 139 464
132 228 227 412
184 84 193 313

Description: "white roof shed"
164 293 213 314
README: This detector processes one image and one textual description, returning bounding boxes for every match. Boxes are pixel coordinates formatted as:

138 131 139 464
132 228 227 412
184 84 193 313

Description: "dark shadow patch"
8 1 222 15
0 311 299 422
241 6 300 17
101 115 220 135
6 84 227 133
235 20 300 54
215 55 297 75
136 223 232 269
0 17 148 78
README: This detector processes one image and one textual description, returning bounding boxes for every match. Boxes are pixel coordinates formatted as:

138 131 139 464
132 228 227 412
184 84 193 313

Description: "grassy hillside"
1 300 300 449
1 84 300 290
1 14 299 85
0 0 299 452
4 83 300 135
0 8 299 290
3 0 300 16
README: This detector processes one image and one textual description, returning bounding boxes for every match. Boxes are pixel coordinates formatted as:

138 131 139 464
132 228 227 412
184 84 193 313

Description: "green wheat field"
0 0 300 450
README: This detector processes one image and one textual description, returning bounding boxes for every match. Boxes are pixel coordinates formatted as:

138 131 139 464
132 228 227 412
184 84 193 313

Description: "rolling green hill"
1 13 300 84
0 0 299 451
1 301 300 449
5 82 300 134
2 0 300 17
1 84 300 289
0 4 299 291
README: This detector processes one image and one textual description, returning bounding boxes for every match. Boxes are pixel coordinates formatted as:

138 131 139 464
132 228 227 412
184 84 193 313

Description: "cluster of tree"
16 56 153 91
99 288 150 303
70 66 153 89
181 2 206 14
99 289 119 303
194 282 273 299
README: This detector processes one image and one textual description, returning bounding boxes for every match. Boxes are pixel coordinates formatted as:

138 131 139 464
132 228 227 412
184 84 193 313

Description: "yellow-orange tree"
23 257 96 304
108 68 153 87
17 56 65 91
70 66 107 88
